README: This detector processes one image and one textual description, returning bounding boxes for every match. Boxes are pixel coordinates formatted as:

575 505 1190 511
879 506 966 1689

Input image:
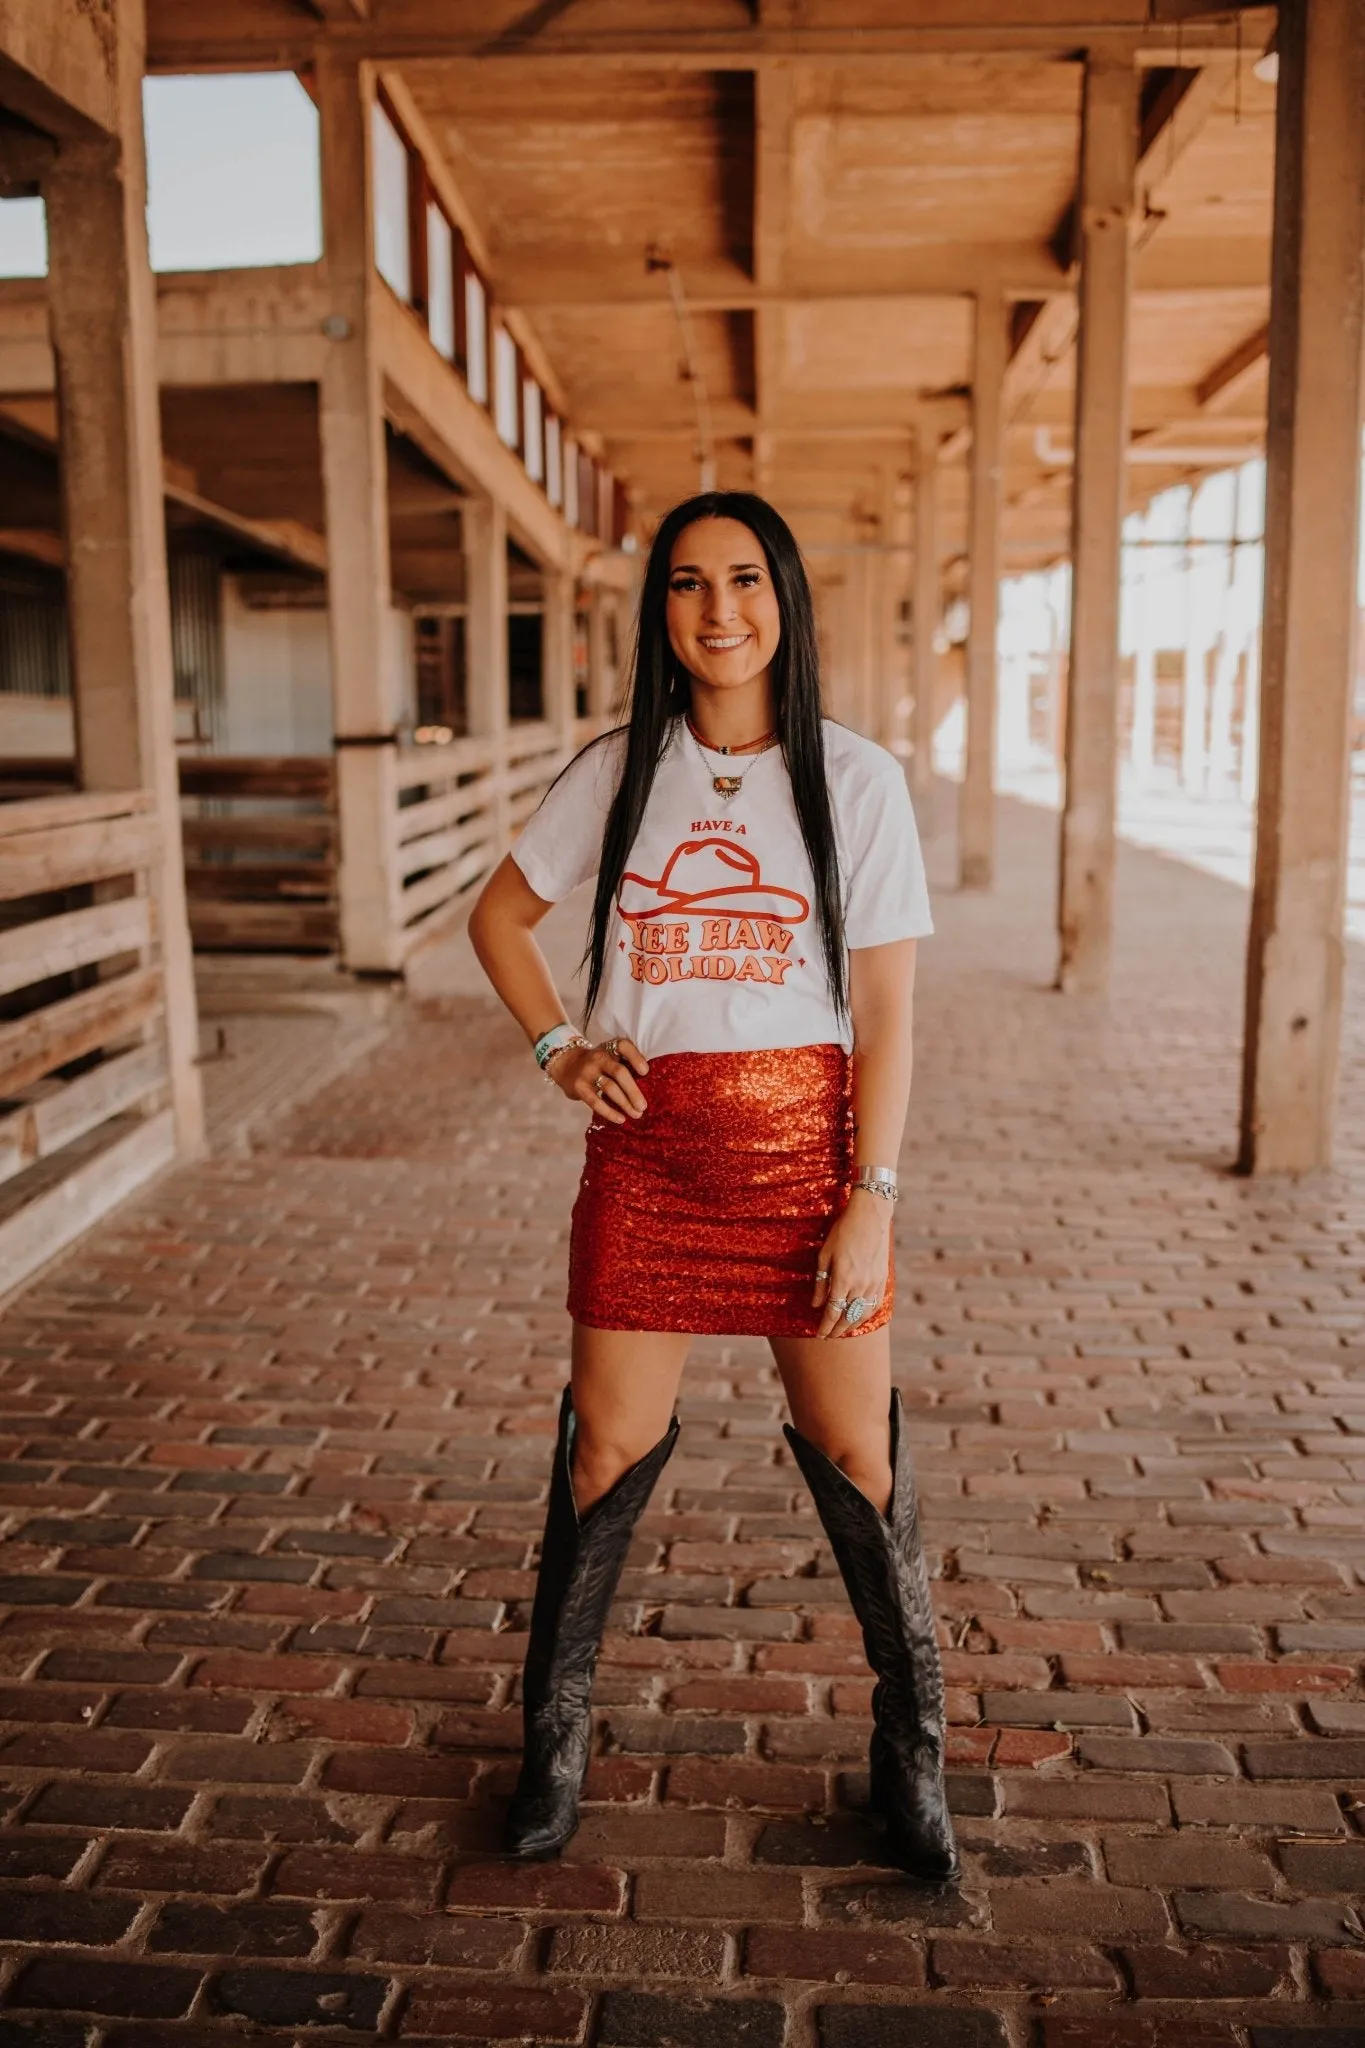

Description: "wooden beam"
502 244 1065 312
315 49 405 974
909 442 939 805
0 109 56 195
1002 53 1237 427
752 22 795 496
145 4 1272 71
960 286 1008 890
1240 0 1365 1174
1056 53 1137 996
1196 321 1269 412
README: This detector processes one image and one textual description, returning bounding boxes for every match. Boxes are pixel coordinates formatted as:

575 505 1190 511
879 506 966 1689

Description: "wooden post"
541 568 576 754
1239 0 1365 1174
960 286 1007 888
42 0 203 1153
911 441 939 803
464 494 511 851
317 50 403 974
1056 53 1137 993
586 589 611 720
878 469 904 750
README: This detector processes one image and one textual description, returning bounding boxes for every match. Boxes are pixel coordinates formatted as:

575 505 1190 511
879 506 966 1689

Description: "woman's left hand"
813 1190 892 1339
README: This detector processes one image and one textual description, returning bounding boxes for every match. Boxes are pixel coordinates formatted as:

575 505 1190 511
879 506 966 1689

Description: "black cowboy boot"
503 1387 679 1860
785 1389 959 1882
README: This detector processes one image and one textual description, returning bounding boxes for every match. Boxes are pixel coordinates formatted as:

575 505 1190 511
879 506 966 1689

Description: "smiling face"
665 517 782 697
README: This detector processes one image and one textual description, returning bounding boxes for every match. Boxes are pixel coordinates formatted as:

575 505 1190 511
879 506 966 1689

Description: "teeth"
700 635 747 649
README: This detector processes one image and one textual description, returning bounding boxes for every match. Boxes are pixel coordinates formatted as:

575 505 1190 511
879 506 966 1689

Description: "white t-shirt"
511 718 932 1058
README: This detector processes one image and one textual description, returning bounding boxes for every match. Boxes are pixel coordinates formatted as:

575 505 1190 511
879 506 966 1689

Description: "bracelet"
852 1167 899 1204
534 1023 583 1071
542 1034 590 1081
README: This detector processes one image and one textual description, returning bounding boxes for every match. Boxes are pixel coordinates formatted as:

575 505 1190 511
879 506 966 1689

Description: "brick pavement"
0 792 1363 2048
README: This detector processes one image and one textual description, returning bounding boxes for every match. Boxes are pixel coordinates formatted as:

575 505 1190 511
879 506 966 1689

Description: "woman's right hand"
549 1038 649 1124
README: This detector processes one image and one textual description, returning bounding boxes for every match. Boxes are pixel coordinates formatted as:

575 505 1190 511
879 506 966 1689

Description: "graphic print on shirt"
617 835 811 988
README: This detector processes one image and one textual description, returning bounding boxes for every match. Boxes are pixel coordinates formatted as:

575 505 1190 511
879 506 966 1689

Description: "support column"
877 469 904 749
541 568 576 755
1240 0 1365 1173
959 286 1007 888
585 592 608 719
1056 53 1137 993
464 495 511 851
910 440 939 804
42 0 203 1151
317 51 402 973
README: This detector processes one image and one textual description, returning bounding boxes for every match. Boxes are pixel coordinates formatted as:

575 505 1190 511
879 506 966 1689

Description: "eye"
734 572 764 588
669 576 702 593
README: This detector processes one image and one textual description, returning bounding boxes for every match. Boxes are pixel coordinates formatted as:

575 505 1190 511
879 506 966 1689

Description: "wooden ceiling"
145 1 1279 569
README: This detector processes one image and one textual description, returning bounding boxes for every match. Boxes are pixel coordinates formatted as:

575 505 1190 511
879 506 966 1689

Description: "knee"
570 1420 651 1513
811 1433 893 1515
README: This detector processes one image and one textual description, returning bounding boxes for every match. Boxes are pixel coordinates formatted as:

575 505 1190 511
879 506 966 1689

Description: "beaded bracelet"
534 1022 585 1071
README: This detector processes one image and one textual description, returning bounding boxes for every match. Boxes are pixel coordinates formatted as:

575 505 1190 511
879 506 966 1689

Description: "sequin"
567 1044 894 1337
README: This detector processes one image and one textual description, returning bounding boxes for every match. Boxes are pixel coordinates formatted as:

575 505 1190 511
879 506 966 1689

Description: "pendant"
712 774 743 800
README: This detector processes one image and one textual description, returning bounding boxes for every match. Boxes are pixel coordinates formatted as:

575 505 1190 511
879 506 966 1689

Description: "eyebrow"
669 562 765 575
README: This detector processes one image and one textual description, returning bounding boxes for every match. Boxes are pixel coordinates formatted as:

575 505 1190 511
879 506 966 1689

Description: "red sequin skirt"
567 1044 893 1337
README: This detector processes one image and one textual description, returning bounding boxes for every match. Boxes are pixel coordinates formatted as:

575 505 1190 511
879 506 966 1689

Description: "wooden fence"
179 755 339 954
0 789 176 1289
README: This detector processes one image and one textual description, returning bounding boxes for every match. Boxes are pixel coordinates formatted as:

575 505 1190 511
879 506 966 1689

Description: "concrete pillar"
1129 528 1156 783
1240 0 1365 1174
877 471 905 749
910 445 939 803
960 286 1007 888
1056 53 1137 993
42 0 203 1152
464 495 511 850
317 51 403 973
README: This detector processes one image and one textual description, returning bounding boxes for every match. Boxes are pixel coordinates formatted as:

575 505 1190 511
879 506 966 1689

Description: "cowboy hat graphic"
618 838 810 923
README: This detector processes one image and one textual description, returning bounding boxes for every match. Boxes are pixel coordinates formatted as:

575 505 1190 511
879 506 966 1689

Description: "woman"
468 490 956 1883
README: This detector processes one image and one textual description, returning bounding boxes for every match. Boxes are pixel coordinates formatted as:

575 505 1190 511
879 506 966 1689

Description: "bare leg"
570 1324 693 1512
769 1327 894 1512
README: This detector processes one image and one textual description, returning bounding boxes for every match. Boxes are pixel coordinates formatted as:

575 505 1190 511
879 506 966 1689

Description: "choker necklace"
686 718 777 803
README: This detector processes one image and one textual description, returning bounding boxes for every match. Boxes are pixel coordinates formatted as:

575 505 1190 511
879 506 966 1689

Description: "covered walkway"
0 798 1362 2046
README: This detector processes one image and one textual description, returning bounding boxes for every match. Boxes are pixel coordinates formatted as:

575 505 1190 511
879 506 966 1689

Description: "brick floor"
1 792 1363 2048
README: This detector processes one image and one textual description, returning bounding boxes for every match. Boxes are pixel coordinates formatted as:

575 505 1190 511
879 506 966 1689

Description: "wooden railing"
179 756 338 954
0 789 176 1289
389 721 574 959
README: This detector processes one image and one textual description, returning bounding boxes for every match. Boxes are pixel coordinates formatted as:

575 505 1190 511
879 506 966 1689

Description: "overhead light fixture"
1252 30 1278 84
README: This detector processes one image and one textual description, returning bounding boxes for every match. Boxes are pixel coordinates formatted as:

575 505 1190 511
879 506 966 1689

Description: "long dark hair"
581 490 847 1020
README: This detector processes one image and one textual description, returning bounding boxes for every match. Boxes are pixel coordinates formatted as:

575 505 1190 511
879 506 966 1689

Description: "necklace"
685 718 778 803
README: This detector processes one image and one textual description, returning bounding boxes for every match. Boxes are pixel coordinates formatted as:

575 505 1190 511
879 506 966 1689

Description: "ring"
594 1075 607 1095
829 1296 848 1314
605 1038 620 1059
843 1296 874 1327
815 1268 830 1282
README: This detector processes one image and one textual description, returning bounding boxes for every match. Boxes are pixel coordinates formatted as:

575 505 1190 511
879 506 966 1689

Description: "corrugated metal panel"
0 556 70 699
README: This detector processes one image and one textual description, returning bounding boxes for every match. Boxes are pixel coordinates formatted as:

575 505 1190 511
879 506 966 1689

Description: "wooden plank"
178 757 335 800
186 900 340 953
0 968 162 1097
180 816 337 855
0 788 152 837
0 1111 176 1302
1196 322 1270 412
0 813 163 902
0 1043 168 1188
0 897 152 999
395 811 490 881
397 841 496 927
394 737 494 790
395 785 491 845
183 863 334 900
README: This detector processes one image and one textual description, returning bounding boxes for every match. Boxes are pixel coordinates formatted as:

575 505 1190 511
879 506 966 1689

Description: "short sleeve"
510 733 620 903
841 762 933 948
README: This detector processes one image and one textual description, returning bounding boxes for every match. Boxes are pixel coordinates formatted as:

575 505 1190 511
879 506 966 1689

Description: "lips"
697 634 750 651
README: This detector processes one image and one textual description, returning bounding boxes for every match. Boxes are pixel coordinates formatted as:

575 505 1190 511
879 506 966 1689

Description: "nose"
702 584 738 625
